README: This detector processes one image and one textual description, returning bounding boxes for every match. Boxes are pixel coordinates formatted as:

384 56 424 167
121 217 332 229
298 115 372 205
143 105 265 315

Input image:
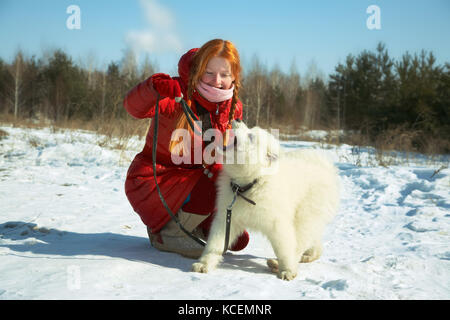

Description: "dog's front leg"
191 208 227 273
191 249 223 274
191 209 243 274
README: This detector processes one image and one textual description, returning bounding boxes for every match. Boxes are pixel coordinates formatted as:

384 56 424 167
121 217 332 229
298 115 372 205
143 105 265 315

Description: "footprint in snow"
321 279 348 291
1 221 64 239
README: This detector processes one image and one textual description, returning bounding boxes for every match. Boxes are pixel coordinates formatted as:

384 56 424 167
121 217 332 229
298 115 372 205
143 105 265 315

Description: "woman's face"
201 56 235 90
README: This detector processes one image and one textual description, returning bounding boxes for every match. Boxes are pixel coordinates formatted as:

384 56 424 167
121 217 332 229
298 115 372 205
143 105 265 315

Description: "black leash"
222 179 258 255
152 94 206 247
152 94 257 255
178 96 202 136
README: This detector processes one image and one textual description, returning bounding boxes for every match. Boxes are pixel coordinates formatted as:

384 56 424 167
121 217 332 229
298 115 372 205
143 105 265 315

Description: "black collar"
230 179 258 205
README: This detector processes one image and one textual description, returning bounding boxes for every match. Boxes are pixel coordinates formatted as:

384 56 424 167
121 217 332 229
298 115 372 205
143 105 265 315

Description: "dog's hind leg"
267 242 322 273
266 258 279 273
268 224 298 281
300 243 323 263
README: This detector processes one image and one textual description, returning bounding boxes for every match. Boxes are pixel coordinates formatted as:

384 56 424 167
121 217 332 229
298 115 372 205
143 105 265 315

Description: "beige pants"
148 210 209 259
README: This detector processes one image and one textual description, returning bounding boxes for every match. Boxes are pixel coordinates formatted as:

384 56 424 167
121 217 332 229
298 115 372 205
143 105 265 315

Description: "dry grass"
0 113 149 151
338 125 449 167
1 112 448 168
268 120 449 167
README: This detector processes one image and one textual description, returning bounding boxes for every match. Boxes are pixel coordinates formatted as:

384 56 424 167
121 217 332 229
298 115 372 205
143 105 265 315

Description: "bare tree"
8 51 24 118
79 50 98 89
120 46 138 84
302 60 325 128
244 54 267 126
287 59 300 105
268 64 282 126
140 54 157 80
101 67 106 119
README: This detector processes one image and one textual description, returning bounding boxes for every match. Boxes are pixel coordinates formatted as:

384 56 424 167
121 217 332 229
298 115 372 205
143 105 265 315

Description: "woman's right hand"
151 73 182 100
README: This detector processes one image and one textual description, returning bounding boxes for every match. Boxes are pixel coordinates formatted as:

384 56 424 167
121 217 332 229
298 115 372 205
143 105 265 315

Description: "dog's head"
221 120 279 180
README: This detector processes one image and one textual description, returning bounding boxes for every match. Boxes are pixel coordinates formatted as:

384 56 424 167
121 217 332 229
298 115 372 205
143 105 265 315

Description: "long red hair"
169 39 241 154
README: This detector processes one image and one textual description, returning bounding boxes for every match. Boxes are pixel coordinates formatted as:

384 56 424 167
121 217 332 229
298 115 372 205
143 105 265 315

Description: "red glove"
151 73 182 100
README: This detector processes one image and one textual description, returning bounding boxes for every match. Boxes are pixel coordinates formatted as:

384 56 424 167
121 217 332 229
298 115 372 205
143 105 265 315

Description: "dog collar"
230 179 258 205
223 179 257 255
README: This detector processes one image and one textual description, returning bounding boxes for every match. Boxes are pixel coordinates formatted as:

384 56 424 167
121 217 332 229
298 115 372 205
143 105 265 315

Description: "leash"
176 96 202 136
152 94 206 247
222 179 257 255
153 94 257 255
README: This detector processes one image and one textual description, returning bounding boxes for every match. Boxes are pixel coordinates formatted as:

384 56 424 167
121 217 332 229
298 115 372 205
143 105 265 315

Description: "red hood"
178 48 198 85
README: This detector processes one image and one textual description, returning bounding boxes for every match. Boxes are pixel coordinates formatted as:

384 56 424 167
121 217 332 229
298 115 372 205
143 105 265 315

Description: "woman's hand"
151 73 182 101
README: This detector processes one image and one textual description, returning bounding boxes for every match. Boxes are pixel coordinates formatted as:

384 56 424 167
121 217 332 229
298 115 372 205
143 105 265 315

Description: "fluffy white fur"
191 121 340 280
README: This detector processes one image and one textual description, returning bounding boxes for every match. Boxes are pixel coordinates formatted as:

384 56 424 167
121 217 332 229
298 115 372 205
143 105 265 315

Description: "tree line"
0 43 448 153
241 43 449 153
0 47 152 124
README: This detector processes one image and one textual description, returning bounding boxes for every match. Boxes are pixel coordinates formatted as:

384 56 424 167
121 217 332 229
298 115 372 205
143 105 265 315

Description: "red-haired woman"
123 39 249 258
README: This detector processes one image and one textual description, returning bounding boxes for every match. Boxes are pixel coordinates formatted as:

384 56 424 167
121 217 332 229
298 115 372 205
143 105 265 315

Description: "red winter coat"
123 49 243 233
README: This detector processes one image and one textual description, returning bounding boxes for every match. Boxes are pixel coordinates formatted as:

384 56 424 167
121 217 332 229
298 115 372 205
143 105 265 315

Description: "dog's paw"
191 262 209 273
278 270 297 281
300 254 317 263
300 247 322 263
266 259 279 273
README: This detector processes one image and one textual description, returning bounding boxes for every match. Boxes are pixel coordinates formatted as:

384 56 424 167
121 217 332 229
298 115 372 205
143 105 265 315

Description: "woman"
123 39 249 258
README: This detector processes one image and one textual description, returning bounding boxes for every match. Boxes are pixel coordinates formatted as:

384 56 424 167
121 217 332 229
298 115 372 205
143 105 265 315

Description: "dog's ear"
264 133 280 170
248 132 255 144
267 134 279 159
267 151 278 162
261 149 279 176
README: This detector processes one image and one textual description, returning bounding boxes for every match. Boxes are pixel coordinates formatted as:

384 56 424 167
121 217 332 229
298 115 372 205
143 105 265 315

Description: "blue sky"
0 0 449 78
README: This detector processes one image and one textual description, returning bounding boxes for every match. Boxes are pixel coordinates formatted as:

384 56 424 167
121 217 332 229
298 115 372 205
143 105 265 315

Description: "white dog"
191 120 340 280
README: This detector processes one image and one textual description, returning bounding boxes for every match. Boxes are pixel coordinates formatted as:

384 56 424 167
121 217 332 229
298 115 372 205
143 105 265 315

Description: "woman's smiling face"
201 56 235 89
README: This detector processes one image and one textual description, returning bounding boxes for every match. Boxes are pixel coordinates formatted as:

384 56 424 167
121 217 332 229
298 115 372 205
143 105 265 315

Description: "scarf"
196 80 234 103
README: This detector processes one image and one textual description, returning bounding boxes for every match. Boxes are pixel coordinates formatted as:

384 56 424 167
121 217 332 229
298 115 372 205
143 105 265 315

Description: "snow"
0 125 449 300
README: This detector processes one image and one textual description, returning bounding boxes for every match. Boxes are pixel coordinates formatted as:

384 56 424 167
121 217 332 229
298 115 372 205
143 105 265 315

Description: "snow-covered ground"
0 125 449 300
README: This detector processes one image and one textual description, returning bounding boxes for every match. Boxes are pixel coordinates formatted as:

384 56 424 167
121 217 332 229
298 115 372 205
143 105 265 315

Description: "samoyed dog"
191 120 340 280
